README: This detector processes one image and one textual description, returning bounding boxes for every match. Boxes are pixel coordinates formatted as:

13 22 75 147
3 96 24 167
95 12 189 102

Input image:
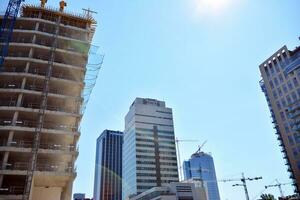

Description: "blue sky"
1 0 300 199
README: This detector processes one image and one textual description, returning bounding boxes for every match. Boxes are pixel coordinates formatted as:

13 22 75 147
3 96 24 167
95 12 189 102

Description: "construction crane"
265 180 291 197
219 173 263 200
195 140 207 154
0 0 25 67
175 138 200 181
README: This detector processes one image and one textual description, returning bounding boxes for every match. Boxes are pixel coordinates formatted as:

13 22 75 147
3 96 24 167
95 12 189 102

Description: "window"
276 101 281 110
285 124 290 133
293 148 298 156
280 112 286 121
297 88 300 97
269 80 274 89
293 77 299 87
288 136 294 145
274 77 279 86
295 133 300 144
292 92 297 101
282 99 287 107
297 161 300 170
286 95 292 104
270 64 274 74
272 90 278 99
288 81 293 90
265 68 270 77
275 64 280 73
278 88 283 97
283 84 288 93
279 74 284 83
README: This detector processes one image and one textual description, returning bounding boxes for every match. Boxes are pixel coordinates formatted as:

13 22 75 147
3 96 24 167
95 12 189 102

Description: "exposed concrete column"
60 180 73 200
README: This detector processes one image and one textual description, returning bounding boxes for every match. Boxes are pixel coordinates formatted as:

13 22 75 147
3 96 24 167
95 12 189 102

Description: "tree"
260 194 276 200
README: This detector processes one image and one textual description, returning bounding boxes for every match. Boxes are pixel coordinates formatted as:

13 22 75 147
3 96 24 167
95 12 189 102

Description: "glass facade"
122 98 179 200
93 130 123 200
183 152 220 200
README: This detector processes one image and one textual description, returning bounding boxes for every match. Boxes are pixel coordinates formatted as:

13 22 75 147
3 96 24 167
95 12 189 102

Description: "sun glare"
193 0 233 16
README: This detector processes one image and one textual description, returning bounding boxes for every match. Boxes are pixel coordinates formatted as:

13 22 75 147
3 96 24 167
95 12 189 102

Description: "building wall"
259 45 300 192
128 182 208 200
32 187 62 200
183 153 220 200
122 98 179 200
94 130 123 200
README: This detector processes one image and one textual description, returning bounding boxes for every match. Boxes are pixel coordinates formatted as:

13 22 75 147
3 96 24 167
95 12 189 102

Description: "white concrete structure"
122 98 179 199
128 181 208 200
0 4 96 200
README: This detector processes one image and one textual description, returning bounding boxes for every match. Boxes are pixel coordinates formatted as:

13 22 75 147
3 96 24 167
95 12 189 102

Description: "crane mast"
0 0 24 67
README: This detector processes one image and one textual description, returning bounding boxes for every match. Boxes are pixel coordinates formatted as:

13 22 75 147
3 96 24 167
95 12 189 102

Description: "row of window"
264 51 288 77
137 173 178 178
275 89 300 110
288 133 300 146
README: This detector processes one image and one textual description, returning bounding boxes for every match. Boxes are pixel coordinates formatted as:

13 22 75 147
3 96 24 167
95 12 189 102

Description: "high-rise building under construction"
0 1 98 200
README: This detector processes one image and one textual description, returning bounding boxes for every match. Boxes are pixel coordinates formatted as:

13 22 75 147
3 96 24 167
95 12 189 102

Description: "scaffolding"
81 45 104 114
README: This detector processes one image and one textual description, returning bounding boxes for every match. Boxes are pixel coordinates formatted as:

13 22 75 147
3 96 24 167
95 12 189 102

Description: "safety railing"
0 119 77 132
24 103 77 114
2 162 75 173
0 67 81 82
0 100 78 115
6 52 84 68
0 83 21 89
0 140 77 152
0 186 24 195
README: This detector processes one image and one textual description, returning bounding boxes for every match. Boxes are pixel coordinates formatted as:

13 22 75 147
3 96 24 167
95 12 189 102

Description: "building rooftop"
130 97 166 108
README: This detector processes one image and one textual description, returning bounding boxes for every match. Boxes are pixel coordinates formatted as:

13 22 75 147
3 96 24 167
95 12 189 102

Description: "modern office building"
128 181 208 200
93 130 123 200
122 98 179 199
73 193 85 200
259 42 300 193
183 150 220 200
0 1 97 200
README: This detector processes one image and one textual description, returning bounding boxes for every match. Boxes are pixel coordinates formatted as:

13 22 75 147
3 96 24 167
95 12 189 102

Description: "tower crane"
0 0 25 67
265 180 291 197
175 138 200 181
219 173 263 200
195 140 207 154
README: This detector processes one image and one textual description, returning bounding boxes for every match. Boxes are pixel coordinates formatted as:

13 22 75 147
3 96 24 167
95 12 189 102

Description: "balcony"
6 47 86 68
0 186 24 195
0 140 77 153
285 56 300 74
0 100 79 116
0 66 83 83
0 119 77 132
1 162 75 174
9 35 88 55
289 110 300 119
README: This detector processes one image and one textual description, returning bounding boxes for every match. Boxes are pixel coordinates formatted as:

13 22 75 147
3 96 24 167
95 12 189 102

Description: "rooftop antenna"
40 0 47 8
82 8 98 18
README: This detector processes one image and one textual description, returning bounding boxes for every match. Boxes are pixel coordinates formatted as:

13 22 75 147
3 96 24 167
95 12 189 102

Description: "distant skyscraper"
93 130 123 200
259 44 300 193
183 151 220 200
122 98 179 199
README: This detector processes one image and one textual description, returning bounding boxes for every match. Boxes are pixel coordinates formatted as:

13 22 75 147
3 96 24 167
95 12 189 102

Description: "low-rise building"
128 181 208 200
